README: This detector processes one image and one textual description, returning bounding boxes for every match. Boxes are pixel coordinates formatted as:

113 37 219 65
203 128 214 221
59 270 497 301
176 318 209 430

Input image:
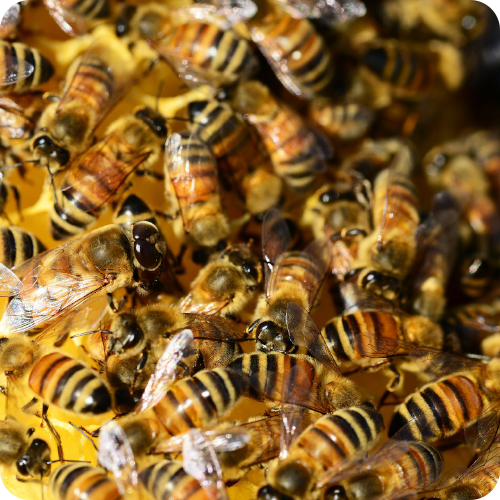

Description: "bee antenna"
68 422 99 452
0 159 39 173
70 329 113 339
47 459 90 464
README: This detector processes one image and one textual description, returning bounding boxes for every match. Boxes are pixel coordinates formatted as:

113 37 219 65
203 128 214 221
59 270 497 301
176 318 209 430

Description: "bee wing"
98 420 138 495
182 429 228 500
286 302 342 376
274 0 366 25
0 55 34 85
179 293 232 316
301 238 332 307
0 4 21 31
339 282 403 315
0 262 22 296
43 0 89 36
186 314 249 341
174 0 257 26
464 400 500 453
136 328 195 413
262 208 291 298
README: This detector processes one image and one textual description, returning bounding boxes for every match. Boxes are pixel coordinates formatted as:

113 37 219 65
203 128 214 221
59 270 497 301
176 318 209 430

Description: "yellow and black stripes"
389 374 485 441
113 194 158 227
28 352 111 414
0 226 45 268
153 367 246 436
49 464 122 500
0 41 54 93
67 0 109 19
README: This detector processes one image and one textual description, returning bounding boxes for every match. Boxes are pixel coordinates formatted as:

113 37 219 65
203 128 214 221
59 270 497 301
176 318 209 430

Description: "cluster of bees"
0 0 500 499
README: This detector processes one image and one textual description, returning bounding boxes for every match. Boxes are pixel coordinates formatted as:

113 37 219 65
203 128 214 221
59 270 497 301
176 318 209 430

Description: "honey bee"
0 226 45 269
31 41 133 175
49 463 123 500
180 243 263 317
258 405 384 500
348 165 420 301
320 439 443 500
249 209 331 354
0 4 22 40
165 130 230 251
187 99 283 218
0 41 54 94
0 95 46 143
0 419 52 479
358 39 464 104
232 81 332 193
0 333 112 415
0 172 20 222
0 222 166 336
49 106 167 240
116 2 258 90
245 1 333 100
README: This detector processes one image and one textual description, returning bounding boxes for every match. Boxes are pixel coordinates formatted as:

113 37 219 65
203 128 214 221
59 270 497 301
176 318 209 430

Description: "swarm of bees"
0 0 500 499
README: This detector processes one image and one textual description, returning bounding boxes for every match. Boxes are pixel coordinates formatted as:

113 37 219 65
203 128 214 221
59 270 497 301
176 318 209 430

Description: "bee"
233 81 331 193
308 99 374 145
49 106 167 240
0 172 20 221
0 419 52 479
187 99 283 218
165 130 230 251
49 463 123 500
180 243 263 317
0 4 22 40
116 2 258 90
0 226 45 269
320 439 443 500
258 405 384 500
249 209 331 354
348 166 420 301
0 333 112 415
0 41 54 94
245 1 334 100
358 39 464 102
0 95 46 143
0 222 166 336
31 41 133 175
43 0 109 37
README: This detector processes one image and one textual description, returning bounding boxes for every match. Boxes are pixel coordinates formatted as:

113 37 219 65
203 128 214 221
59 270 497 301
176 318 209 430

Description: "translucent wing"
463 400 500 453
182 429 228 500
179 292 232 316
339 282 401 314
1 55 34 85
286 302 342 377
0 4 21 32
98 420 138 495
0 262 22 296
136 329 195 413
262 208 291 298
274 0 366 25
186 0 257 25
186 314 249 341
43 0 89 36
300 238 332 308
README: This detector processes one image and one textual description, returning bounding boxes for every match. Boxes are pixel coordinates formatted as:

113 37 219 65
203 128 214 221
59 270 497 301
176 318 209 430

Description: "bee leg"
9 184 22 221
21 397 40 414
45 165 59 205
136 169 164 181
107 293 125 313
0 385 6 396
174 243 187 274
131 349 149 394
42 404 64 463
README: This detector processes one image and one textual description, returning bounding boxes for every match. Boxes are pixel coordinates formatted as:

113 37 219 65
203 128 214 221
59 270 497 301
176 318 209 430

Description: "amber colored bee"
165 130 230 250
0 226 45 269
233 81 331 193
116 2 258 90
49 106 167 240
0 222 165 337
0 41 54 94
0 333 112 415
180 243 263 317
0 419 52 479
246 1 334 100
187 99 283 217
49 463 123 500
321 440 443 500
248 209 330 354
258 405 383 500
31 41 133 174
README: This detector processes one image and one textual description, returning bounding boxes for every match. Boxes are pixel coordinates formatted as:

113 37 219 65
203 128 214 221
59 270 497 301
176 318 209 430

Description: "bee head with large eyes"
220 244 263 289
107 313 146 357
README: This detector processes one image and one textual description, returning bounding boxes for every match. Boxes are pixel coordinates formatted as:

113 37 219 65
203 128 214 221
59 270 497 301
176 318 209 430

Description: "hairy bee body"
49 463 122 500
49 107 166 240
0 41 54 93
0 226 45 268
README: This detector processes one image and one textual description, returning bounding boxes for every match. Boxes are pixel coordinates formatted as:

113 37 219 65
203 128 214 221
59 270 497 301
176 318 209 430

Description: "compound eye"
134 240 161 270
123 324 143 349
133 221 159 241
324 485 348 500
243 264 258 281
16 456 29 476
33 135 54 150
320 189 338 204
52 148 70 165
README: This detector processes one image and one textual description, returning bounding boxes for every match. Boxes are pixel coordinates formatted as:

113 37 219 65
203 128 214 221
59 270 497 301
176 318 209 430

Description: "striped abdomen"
322 311 404 365
255 105 326 192
255 14 333 98
0 226 45 268
161 22 255 87
29 352 112 414
389 374 485 442
113 194 158 227
153 367 246 436
363 42 438 93
140 460 211 500
168 132 220 231
49 464 122 500
65 0 109 19
0 41 54 93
